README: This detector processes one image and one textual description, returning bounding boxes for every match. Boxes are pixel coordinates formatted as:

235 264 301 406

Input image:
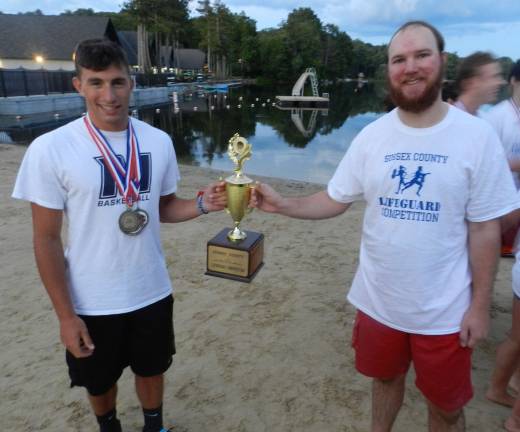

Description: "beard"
388 62 444 113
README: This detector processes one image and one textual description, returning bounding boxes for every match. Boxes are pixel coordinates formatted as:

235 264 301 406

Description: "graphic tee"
328 106 519 334
13 117 180 315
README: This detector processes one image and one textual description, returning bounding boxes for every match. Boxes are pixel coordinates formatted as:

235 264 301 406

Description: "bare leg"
135 374 164 409
487 297 520 407
428 403 465 432
372 374 406 432
88 384 118 416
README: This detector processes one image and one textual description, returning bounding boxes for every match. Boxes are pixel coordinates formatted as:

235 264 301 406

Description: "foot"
486 387 516 407
509 385 520 398
511 375 520 395
505 416 520 432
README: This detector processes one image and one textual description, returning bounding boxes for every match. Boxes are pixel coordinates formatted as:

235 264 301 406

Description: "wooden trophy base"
206 228 264 283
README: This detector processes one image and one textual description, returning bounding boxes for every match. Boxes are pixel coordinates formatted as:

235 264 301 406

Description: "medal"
84 115 148 235
119 208 149 235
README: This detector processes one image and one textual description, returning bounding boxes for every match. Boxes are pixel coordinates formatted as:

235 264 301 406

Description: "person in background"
453 51 505 115
12 38 226 432
486 61 520 431
454 51 512 257
251 21 518 431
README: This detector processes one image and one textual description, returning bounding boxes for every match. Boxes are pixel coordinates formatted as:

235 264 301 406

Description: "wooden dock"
275 95 329 108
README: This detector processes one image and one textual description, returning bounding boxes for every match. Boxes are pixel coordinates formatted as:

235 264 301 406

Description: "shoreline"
0 143 515 431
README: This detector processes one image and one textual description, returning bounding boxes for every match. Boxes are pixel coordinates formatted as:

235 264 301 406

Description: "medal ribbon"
84 115 142 207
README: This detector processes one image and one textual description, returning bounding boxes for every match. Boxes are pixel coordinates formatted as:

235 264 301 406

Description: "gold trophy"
206 134 264 282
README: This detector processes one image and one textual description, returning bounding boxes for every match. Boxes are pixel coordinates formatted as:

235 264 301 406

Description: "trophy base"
206 228 264 283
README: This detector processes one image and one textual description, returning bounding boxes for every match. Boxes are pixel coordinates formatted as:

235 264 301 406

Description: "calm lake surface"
142 82 387 184
2 82 388 184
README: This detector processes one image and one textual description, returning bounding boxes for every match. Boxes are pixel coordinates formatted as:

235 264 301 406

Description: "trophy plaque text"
205 134 264 282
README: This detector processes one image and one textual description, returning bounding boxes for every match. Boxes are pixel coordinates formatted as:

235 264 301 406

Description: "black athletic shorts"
66 295 175 396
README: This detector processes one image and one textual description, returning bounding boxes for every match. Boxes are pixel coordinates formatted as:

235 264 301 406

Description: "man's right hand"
250 182 284 214
60 316 95 358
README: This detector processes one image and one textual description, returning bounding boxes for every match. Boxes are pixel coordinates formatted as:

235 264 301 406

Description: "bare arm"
459 218 501 348
501 208 520 233
31 203 94 357
509 159 520 173
250 183 351 219
159 180 226 223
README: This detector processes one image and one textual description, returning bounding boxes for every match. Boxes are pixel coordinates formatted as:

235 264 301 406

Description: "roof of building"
117 31 138 66
0 14 118 61
174 48 206 69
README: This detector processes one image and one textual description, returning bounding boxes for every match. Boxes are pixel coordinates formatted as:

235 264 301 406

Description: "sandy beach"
0 142 515 431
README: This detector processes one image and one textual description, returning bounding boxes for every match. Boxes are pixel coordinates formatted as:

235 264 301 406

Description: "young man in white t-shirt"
251 21 519 431
12 39 226 432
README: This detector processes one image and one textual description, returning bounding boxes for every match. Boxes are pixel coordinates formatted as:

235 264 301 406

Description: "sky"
2 0 520 60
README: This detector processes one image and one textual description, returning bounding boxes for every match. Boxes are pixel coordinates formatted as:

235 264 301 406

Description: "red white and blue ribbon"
84 115 142 207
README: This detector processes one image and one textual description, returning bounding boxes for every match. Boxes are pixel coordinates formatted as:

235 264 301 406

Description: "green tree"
123 0 190 71
196 0 213 72
257 29 291 83
444 52 460 81
322 24 353 81
283 8 322 79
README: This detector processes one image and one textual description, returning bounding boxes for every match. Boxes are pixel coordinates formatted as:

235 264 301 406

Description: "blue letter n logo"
95 153 151 199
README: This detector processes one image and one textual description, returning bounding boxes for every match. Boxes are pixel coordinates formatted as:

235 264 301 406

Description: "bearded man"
249 21 519 431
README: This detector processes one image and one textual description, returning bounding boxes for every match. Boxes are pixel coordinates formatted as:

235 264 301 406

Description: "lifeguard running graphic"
377 152 448 223
391 165 430 196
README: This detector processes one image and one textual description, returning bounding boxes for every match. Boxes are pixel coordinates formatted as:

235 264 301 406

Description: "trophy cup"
206 134 264 282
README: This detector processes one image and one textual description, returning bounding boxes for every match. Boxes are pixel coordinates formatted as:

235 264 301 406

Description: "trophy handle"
245 183 258 214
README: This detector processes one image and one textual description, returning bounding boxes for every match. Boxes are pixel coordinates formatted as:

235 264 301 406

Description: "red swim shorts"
351 310 473 412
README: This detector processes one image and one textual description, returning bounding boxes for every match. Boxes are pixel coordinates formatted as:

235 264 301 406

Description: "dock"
275 95 329 108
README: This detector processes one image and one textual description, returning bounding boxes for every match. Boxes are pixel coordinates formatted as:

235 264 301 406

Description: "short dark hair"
510 60 520 82
74 38 130 76
455 51 497 92
389 20 445 54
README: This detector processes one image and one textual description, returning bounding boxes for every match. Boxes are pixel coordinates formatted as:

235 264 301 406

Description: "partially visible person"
454 51 512 256
484 61 520 188
485 60 520 257
12 38 226 432
454 51 505 115
486 61 520 421
251 21 519 431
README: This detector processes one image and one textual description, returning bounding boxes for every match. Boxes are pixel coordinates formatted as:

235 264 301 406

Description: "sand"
0 142 515 431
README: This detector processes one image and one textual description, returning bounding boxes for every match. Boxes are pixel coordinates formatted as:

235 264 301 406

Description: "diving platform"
276 67 329 108
275 95 329 108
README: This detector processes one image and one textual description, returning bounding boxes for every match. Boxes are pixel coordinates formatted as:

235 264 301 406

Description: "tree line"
3 3 517 83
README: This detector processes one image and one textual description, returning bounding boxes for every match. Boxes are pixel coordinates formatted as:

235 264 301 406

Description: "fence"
0 68 178 97
0 69 75 97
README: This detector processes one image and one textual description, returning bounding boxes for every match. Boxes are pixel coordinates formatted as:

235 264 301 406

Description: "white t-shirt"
12 116 180 315
483 99 520 187
484 100 520 296
328 106 519 334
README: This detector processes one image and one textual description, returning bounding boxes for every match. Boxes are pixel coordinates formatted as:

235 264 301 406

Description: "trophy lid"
226 173 253 185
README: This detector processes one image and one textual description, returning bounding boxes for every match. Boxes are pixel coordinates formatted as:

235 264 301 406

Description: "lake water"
140 82 387 184
1 82 388 184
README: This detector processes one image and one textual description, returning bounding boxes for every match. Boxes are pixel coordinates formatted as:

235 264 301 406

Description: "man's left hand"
459 305 490 348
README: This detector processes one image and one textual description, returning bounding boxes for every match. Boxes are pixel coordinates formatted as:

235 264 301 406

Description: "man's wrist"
197 191 209 215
